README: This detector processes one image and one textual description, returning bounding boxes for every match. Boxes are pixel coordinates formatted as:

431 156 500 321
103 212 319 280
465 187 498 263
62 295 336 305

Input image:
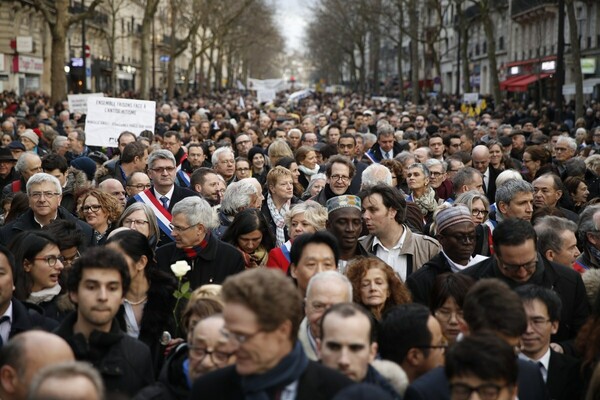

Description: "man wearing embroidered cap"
407 205 487 304
326 195 369 272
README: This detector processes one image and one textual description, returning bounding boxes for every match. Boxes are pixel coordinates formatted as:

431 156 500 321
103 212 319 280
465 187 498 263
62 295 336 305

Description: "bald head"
99 178 127 207
0 331 74 400
471 145 490 174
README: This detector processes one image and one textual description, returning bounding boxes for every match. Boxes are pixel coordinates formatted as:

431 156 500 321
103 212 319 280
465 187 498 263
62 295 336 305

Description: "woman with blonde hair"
78 189 123 244
267 200 327 272
267 139 294 167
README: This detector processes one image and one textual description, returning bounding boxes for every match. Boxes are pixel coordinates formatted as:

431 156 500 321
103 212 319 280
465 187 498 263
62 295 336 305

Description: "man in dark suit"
126 149 198 247
190 268 353 399
404 279 548 400
336 134 367 194
461 218 589 344
516 285 583 400
471 145 499 203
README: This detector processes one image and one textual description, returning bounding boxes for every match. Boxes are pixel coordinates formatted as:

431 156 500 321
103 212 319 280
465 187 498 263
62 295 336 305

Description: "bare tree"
101 0 127 95
565 0 583 119
139 0 160 99
30 0 103 104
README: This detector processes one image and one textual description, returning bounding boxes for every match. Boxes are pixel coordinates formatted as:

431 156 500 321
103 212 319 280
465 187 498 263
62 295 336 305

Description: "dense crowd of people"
0 89 599 399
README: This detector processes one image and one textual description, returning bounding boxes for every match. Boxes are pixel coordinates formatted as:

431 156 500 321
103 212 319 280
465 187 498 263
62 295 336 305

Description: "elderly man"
0 173 94 246
156 197 244 289
425 159 452 201
212 147 236 184
462 218 589 343
126 149 198 246
0 148 18 195
213 180 260 238
298 271 352 360
360 164 393 190
312 155 356 206
535 216 580 269
360 184 440 281
407 205 487 305
553 136 577 177
532 173 578 223
326 195 369 271
0 331 75 400
471 145 499 202
2 151 41 199
235 133 253 158
574 204 600 271
125 172 151 198
98 178 127 208
190 268 352 399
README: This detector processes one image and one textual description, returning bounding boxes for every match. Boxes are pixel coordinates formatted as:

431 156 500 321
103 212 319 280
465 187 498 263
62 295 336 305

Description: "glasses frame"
169 223 199 232
82 204 103 213
188 346 232 366
33 255 65 267
220 327 264 344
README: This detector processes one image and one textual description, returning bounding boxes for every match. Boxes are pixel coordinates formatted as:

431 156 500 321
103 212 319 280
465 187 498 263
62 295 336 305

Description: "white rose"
170 260 191 278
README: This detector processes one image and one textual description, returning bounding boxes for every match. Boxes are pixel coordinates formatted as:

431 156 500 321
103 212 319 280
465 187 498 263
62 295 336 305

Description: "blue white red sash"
134 189 174 240
176 153 190 187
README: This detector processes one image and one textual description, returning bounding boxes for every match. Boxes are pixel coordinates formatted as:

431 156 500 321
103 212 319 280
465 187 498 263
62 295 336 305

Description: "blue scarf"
240 341 308 400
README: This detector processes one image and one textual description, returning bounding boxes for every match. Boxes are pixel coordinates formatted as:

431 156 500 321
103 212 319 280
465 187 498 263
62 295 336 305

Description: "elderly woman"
295 146 320 190
429 273 475 344
222 209 275 269
301 173 327 200
276 157 304 198
267 200 328 272
455 190 493 256
406 163 441 223
346 257 412 321
10 231 67 321
261 166 301 247
118 203 160 249
78 189 123 244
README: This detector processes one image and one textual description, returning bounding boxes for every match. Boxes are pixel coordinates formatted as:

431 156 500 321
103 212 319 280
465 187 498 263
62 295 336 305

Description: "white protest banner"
85 97 155 147
257 90 276 104
463 92 479 104
68 93 104 114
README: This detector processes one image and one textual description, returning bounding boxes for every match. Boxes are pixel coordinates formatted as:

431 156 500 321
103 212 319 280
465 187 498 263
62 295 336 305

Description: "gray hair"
221 180 257 215
52 136 68 152
578 204 600 243
495 169 523 187
211 146 234 166
306 271 353 301
377 123 395 137
408 162 430 178
147 149 175 169
395 151 416 165
302 173 327 198
556 136 577 151
285 200 328 231
425 158 447 173
27 361 105 400
535 216 577 256
118 203 160 242
362 133 377 145
172 196 219 229
495 179 534 206
361 164 392 187
73 128 86 144
15 152 39 173
455 190 490 215
26 172 62 195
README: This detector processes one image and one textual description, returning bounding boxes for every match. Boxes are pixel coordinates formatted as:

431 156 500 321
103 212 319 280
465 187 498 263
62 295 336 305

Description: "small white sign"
85 97 156 147
0 54 4 72
463 92 479 104
67 92 104 114
16 36 33 53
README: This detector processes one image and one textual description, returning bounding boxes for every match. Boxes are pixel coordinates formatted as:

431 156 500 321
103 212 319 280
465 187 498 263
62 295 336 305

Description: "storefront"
499 56 556 101
11 55 43 95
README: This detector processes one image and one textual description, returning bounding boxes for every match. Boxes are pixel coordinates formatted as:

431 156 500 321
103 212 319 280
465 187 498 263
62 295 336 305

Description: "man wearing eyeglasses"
461 218 589 345
156 196 243 289
516 285 582 400
312 155 355 206
190 268 352 399
126 150 198 247
337 134 367 194
162 131 186 166
125 172 151 198
0 173 94 247
234 134 252 158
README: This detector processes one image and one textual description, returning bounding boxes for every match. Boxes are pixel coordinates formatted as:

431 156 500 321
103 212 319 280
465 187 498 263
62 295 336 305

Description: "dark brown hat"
0 147 16 162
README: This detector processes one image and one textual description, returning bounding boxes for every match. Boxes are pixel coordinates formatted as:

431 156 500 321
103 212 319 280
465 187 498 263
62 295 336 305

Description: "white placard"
0 54 4 72
463 92 479 104
85 97 155 147
16 36 33 53
67 93 104 114
257 89 276 104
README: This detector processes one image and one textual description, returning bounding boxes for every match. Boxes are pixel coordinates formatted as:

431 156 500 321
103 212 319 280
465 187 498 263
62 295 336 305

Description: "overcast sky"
274 0 314 53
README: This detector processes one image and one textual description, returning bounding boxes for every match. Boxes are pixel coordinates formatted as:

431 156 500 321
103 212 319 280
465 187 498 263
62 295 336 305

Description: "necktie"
160 196 169 210
538 361 547 383
0 315 10 346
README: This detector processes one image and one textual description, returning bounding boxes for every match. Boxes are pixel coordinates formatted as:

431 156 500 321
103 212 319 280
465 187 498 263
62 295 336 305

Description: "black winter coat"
133 343 190 400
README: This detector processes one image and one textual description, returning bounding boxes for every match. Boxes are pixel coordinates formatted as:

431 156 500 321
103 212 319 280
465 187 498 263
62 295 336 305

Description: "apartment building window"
498 36 504 51
483 41 487 54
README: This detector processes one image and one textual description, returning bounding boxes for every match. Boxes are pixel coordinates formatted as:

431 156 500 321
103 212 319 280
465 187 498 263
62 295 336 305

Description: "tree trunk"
460 14 471 93
481 2 501 107
140 0 160 100
566 0 583 119
408 0 420 103
48 1 69 105
167 0 177 99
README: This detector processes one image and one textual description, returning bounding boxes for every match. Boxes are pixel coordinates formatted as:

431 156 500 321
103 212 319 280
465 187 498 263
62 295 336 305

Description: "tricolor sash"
134 189 174 240
176 153 190 187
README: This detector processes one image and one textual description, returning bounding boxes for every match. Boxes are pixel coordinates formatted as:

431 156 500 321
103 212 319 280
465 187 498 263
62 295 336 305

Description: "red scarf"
182 233 210 261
